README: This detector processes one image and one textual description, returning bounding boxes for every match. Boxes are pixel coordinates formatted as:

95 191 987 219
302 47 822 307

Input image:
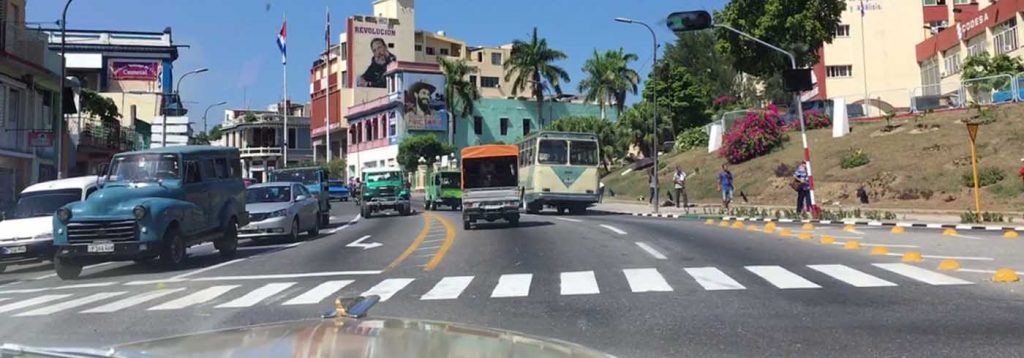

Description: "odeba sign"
958 13 991 40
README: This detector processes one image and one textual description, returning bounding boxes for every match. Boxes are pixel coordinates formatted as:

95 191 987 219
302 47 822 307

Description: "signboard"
350 18 400 88
28 131 54 147
109 60 160 81
401 72 447 132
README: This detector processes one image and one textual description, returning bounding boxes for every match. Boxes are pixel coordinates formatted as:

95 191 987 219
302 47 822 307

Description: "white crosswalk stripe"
623 268 672 292
148 285 240 310
216 282 296 308
560 271 600 295
15 292 126 316
745 266 821 289
422 276 474 300
283 280 353 305
684 267 745 291
491 274 533 298
82 288 187 313
0 294 72 313
873 263 973 285
808 265 897 288
362 278 415 301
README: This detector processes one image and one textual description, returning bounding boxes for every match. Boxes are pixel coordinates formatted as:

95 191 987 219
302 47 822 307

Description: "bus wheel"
526 202 541 214
557 206 567 214
569 205 586 215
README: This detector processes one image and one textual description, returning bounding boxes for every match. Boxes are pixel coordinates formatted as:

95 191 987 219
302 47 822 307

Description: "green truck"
268 167 331 227
424 169 462 211
360 167 411 218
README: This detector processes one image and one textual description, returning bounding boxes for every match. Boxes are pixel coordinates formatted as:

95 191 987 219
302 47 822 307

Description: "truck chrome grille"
67 220 137 243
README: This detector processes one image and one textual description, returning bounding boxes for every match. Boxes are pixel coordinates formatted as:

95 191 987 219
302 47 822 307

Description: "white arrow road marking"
346 235 382 250
600 224 627 235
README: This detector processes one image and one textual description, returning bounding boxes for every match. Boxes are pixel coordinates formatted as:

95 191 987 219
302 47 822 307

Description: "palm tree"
578 49 640 120
504 27 570 127
438 57 480 144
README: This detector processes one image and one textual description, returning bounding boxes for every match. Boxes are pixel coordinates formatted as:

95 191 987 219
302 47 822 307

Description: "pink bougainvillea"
786 110 831 131
719 107 787 164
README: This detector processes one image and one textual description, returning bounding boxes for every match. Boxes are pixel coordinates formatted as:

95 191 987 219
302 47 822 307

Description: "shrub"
673 126 708 153
773 162 793 177
718 107 787 164
960 167 1006 187
800 110 832 130
840 148 870 169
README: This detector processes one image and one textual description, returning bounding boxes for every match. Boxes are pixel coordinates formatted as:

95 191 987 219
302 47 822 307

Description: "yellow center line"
386 213 432 270
424 213 457 271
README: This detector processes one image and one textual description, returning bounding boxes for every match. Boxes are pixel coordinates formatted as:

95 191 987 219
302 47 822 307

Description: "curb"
631 212 683 219
719 216 1024 232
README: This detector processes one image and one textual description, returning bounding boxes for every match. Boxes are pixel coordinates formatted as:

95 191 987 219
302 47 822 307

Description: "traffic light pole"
715 24 817 217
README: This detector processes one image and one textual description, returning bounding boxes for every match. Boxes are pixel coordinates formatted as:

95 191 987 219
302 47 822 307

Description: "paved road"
1 199 1023 357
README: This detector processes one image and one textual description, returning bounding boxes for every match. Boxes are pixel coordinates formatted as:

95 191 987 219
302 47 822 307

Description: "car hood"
246 202 291 213
0 216 51 240
72 183 181 218
110 317 613 358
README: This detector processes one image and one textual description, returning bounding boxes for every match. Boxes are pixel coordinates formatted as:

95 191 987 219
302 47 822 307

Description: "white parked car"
241 182 321 241
0 176 99 273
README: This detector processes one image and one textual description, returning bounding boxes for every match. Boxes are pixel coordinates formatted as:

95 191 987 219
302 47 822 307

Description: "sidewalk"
591 199 1024 231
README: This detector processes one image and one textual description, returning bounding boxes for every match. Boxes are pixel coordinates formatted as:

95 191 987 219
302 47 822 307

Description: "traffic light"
666 11 713 32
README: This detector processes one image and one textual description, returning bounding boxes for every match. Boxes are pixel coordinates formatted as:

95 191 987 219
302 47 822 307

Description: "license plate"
87 243 115 253
484 205 504 210
4 246 26 254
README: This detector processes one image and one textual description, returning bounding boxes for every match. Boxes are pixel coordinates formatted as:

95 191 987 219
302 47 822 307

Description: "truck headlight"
133 205 147 220
270 209 288 218
464 202 476 209
57 208 72 224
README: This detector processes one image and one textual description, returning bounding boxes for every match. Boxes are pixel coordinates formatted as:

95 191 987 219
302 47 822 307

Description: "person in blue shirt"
794 163 812 214
717 164 734 209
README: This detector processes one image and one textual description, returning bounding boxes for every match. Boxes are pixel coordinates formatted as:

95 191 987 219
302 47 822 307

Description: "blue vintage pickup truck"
51 146 249 280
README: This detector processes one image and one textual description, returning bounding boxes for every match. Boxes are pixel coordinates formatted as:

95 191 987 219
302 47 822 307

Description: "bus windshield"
538 139 567 165
569 141 598 166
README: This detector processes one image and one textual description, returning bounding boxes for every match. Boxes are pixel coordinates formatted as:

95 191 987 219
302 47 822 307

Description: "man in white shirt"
673 166 688 208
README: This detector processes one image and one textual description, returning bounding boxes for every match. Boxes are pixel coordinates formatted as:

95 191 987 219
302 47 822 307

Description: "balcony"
72 117 144 152
2 23 49 65
239 147 314 159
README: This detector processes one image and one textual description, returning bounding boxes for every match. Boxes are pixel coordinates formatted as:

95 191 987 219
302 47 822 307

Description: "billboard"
350 18 400 88
109 60 161 81
402 72 447 132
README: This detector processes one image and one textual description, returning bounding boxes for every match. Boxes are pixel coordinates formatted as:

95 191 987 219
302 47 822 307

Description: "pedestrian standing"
717 164 734 209
794 163 812 214
598 181 606 203
673 166 688 208
648 169 657 204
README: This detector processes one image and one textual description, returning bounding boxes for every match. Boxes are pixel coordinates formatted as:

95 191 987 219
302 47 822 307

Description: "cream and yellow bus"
517 131 600 214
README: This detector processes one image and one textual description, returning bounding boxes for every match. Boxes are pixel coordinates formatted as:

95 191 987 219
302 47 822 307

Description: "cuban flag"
277 20 287 64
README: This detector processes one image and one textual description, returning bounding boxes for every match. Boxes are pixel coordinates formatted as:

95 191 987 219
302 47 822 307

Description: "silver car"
241 182 320 241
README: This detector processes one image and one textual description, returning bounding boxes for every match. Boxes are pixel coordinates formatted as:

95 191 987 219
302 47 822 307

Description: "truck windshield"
9 189 82 219
273 170 320 185
107 154 180 182
366 171 401 183
440 173 461 188
247 186 292 203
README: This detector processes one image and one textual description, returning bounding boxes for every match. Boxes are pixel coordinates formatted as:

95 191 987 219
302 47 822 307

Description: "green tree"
578 48 640 119
548 115 621 172
324 159 347 180
614 101 674 158
396 134 455 171
962 52 1024 103
207 124 223 141
80 90 121 122
715 0 845 77
504 27 571 126
438 56 480 144
642 63 714 133
663 31 741 103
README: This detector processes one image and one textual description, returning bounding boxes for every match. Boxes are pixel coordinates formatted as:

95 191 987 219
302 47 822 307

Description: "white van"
0 176 99 273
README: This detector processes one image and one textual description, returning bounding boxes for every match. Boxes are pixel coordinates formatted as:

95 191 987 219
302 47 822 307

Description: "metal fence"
961 74 1015 105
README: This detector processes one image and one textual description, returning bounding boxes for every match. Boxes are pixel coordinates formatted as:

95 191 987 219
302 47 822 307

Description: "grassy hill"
602 104 1024 213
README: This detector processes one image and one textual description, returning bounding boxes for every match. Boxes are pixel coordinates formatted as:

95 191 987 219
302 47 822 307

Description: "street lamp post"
615 17 660 214
202 101 227 137
163 68 208 147
57 0 73 179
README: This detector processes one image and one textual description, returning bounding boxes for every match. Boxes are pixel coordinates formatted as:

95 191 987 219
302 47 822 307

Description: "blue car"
328 180 350 202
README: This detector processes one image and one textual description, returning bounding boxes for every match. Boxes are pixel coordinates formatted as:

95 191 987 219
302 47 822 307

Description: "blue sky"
28 0 726 127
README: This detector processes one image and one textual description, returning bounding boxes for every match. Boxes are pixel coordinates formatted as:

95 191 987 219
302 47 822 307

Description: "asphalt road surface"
1 198 1023 357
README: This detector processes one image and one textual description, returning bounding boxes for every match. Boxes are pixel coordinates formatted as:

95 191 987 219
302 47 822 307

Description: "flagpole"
860 1 870 117
283 14 289 168
325 7 333 163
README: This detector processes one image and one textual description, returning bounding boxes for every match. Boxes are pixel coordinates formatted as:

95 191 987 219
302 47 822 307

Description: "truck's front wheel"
399 204 411 216
216 218 239 258
54 256 82 280
159 227 187 269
